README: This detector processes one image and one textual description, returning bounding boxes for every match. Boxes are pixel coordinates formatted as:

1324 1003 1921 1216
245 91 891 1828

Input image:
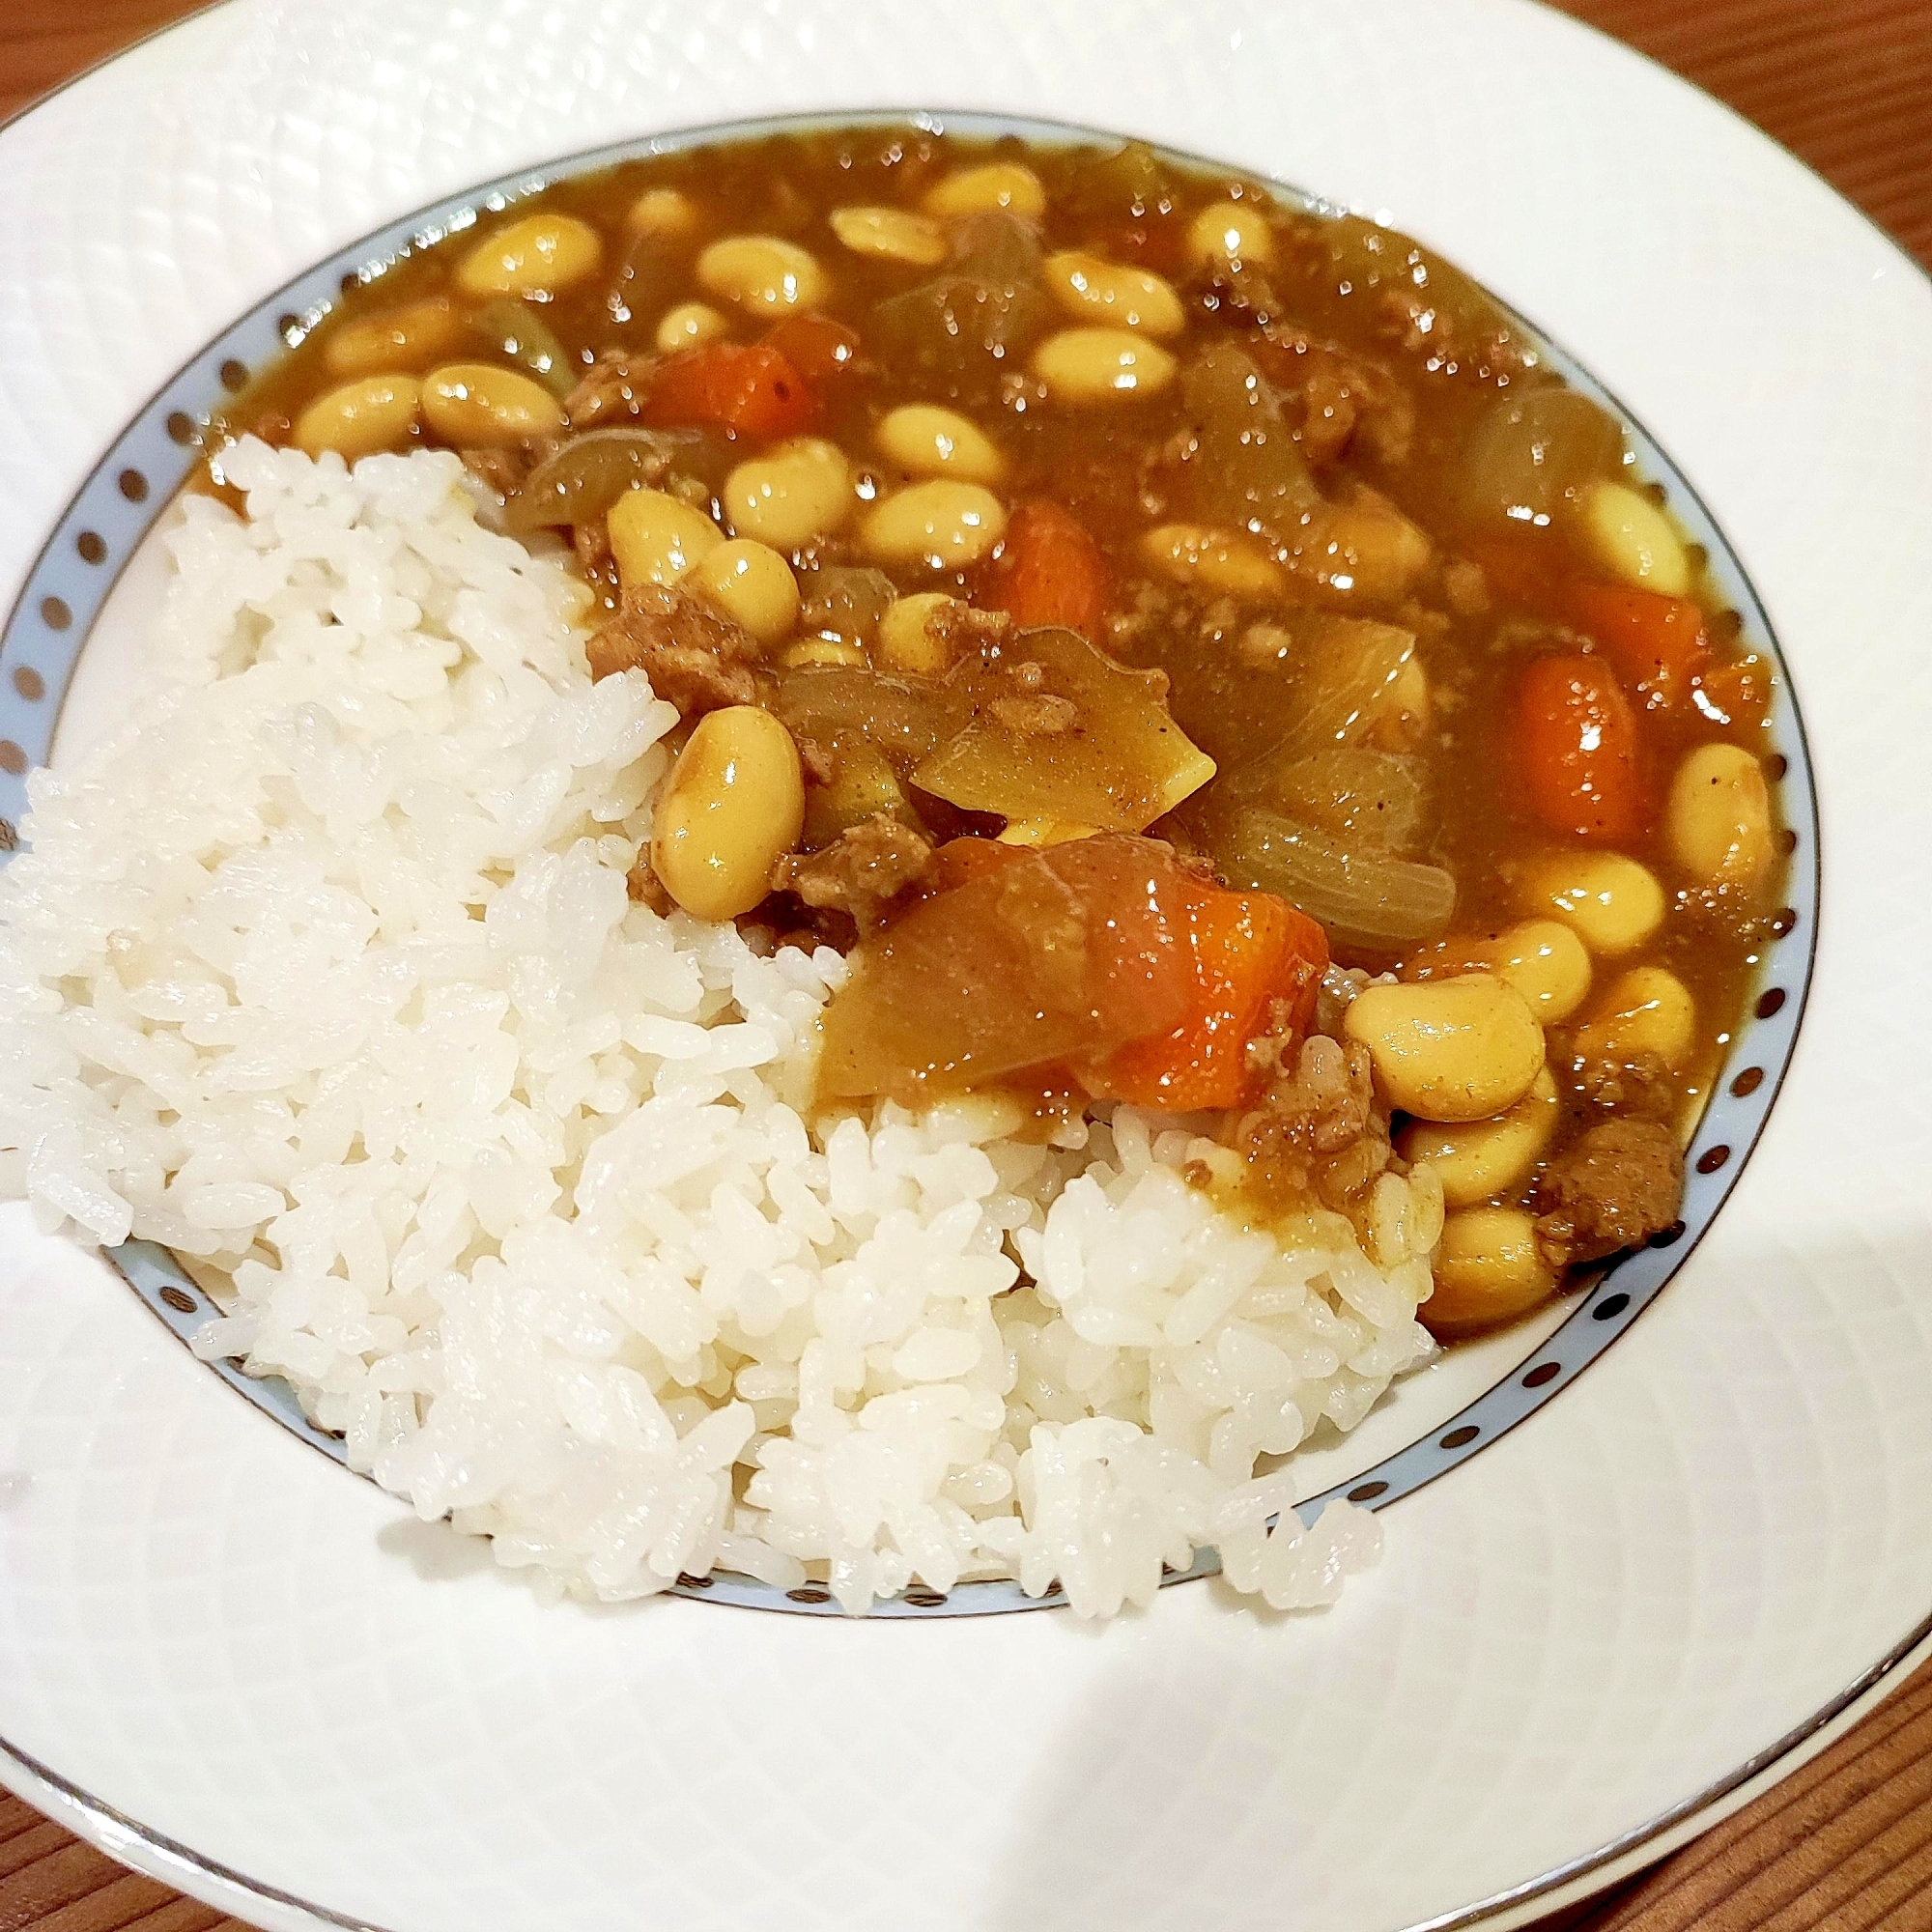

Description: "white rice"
0 440 1440 1617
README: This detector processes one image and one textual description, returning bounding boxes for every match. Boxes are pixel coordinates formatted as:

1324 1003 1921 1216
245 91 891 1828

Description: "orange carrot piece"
642 343 816 440
981 500 1109 639
1515 654 1644 843
1095 880 1328 1112
1565 581 1709 711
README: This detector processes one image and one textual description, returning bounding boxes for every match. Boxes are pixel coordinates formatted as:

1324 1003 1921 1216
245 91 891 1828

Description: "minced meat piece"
625 846 672 913
564 351 653 428
1533 1118 1685 1268
772 813 936 934
1570 1048 1679 1122
1234 1032 1390 1210
587 583 767 715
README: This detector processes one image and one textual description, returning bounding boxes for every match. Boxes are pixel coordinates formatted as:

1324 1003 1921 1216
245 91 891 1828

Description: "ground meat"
925 600 1013 656
989 691 1078 736
771 814 936 934
625 846 672 913
587 583 767 714
1254 325 1418 469
1569 1048 1679 1122
1234 1031 1390 1211
564 352 654 428
1533 1118 1685 1268
1442 558 1490 618
459 444 539 497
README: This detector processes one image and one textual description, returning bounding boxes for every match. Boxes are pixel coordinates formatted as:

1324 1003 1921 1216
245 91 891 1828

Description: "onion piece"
502 428 702 532
1205 806 1455 953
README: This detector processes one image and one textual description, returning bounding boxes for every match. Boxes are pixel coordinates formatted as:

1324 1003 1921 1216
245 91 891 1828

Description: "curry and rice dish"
0 129 1785 1616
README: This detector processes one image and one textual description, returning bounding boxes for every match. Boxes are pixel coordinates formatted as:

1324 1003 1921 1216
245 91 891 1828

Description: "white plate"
1 1 1930 1926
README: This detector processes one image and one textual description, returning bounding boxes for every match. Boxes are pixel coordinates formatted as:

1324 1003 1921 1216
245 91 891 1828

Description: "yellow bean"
1043 250 1186 336
1666 743 1774 892
781 638 867 668
723 439 854 551
1406 919 1593 1021
1575 967 1697 1070
874 405 1006 485
323 298 465 379
1344 974 1546 1122
293 375 422 461
875 591 964 675
1579 481 1691 596
1139 524 1286 601
863 481 1008 570
420 363 566 445
1426 1208 1557 1333
681 539 799 646
1515 850 1665 959
626 187 699 240
655 301 731 353
651 707 804 922
1186 199 1275 268
457 213 604 299
1032 328 1178 403
829 206 948 267
696 235 828 313
921 162 1046 219
1399 1068 1559 1210
606 488 724 589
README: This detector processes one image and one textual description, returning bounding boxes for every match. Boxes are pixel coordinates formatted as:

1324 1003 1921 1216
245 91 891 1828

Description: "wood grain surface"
0 4 1928 1930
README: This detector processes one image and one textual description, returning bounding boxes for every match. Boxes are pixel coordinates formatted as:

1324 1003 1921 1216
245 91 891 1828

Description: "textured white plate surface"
2 2 1930 1928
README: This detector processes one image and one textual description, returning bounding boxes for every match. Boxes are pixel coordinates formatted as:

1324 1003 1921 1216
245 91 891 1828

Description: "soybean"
1399 1068 1559 1210
1666 743 1774 892
420 363 565 445
323 298 464 379
650 707 805 922
682 539 800 646
875 405 1006 485
1186 199 1275 268
1140 525 1286 601
1575 967 1697 1070
1426 1208 1557 1332
724 439 854 551
696 235 828 313
1344 973 1546 1122
830 206 948 267
626 187 698 240
1580 481 1691 596
1032 328 1178 403
607 488 724 589
294 374 422 461
1515 851 1665 959
863 482 1008 570
457 213 603 299
655 301 731 353
875 591 964 675
1043 251 1186 336
922 162 1046 219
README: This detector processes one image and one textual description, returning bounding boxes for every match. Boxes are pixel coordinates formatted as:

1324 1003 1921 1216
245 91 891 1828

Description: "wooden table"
1 3 1928 1929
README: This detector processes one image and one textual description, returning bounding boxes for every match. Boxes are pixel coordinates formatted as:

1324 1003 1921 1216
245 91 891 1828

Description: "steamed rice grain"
0 442 1435 1616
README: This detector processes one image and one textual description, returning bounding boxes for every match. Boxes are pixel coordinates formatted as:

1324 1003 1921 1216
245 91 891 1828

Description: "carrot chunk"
1094 878 1328 1112
1515 654 1644 843
1565 581 1709 711
642 343 816 440
981 500 1109 639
